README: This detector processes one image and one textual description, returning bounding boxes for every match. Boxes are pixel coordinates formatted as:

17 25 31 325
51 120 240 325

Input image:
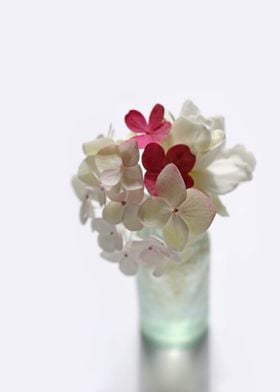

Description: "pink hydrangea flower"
124 104 171 148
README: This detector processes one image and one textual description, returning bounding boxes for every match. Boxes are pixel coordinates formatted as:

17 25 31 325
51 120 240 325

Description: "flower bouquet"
72 100 255 346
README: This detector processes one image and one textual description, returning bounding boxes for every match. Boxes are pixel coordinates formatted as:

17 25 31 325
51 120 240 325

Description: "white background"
0 1 279 391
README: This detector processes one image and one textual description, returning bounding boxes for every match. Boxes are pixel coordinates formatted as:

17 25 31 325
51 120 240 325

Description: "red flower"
142 143 196 195
125 104 171 149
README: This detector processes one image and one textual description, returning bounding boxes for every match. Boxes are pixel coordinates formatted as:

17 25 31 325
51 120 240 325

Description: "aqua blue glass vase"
137 234 210 347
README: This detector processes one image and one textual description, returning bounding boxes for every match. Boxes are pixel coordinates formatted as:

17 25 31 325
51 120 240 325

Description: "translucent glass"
137 234 210 347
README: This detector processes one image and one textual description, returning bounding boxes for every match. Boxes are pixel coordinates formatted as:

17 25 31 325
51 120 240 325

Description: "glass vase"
137 234 210 348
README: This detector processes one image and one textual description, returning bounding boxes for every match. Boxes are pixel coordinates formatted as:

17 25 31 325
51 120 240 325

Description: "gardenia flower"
138 164 216 251
71 176 95 224
94 139 144 192
163 100 255 215
125 104 171 148
92 218 123 252
103 189 144 231
142 142 196 195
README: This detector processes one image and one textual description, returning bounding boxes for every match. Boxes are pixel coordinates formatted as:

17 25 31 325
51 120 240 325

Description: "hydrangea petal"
126 188 144 203
103 201 124 225
178 188 216 235
148 104 165 130
100 168 121 188
138 197 171 228
162 214 189 251
156 164 186 208
119 139 139 166
122 165 143 191
122 203 143 231
142 143 165 172
125 110 148 133
101 251 122 263
165 144 196 173
80 199 94 224
119 257 138 275
144 172 158 196
82 137 115 156
92 218 114 234
98 234 116 252
77 157 100 187
95 145 122 173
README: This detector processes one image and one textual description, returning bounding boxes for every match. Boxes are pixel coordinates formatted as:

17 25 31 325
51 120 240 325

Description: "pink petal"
132 134 155 149
148 104 165 130
125 110 148 133
151 121 171 136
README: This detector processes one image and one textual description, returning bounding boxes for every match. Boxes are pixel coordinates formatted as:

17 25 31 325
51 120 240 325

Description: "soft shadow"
139 333 210 392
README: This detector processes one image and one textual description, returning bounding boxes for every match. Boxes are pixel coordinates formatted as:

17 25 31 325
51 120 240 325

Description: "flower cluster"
72 101 256 276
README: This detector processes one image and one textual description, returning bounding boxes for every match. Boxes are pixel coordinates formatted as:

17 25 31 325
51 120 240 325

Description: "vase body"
137 234 210 347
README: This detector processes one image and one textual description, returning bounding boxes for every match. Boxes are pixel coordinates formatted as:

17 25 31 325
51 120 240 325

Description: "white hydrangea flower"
94 139 143 191
101 244 139 276
71 176 95 224
103 189 144 231
163 100 255 215
92 218 123 252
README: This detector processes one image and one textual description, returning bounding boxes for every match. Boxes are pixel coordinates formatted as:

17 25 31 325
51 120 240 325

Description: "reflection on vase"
139 333 209 392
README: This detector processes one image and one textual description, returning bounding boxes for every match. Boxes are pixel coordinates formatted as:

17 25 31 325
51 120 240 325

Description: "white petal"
92 218 115 234
194 136 225 170
211 194 229 217
71 176 87 201
204 144 256 194
119 257 138 275
100 168 121 188
123 204 143 231
82 137 115 156
138 197 171 228
210 116 225 131
95 145 122 174
122 165 143 191
178 188 216 235
162 214 189 251
97 189 106 206
180 100 200 117
156 164 186 208
78 157 100 187
165 117 211 153
119 139 139 167
113 232 123 250
98 234 116 252
80 199 94 224
102 201 124 225
101 251 122 263
126 188 144 203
